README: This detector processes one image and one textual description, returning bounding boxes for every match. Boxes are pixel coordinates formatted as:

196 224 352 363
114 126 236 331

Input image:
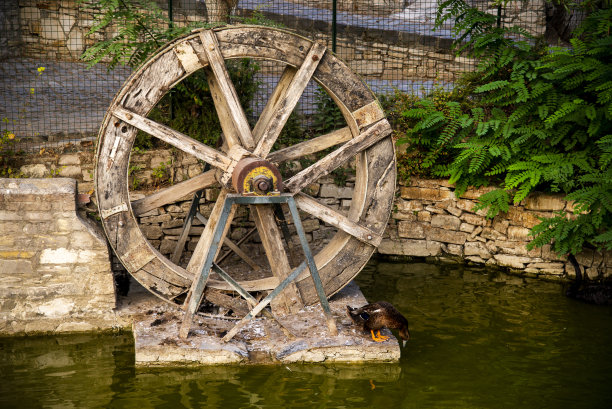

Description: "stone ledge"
133 282 401 366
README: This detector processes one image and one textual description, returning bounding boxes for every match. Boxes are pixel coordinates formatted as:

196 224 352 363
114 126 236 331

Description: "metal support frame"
179 193 338 341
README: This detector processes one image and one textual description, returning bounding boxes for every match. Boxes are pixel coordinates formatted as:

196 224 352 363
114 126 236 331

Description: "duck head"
399 325 410 347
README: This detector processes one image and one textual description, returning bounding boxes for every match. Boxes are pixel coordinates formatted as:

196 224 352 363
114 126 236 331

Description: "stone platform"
132 281 400 366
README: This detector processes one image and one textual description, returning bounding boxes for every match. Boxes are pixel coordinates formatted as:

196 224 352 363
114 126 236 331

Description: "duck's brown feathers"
347 301 410 342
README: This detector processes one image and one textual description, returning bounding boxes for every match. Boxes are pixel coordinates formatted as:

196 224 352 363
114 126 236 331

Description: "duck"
566 254 612 305
347 301 410 346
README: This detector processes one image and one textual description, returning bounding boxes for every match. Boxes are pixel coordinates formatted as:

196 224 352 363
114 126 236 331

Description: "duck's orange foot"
376 330 389 341
370 330 388 342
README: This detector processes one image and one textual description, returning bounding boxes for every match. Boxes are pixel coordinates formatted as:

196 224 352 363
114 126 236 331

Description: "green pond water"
2 261 612 409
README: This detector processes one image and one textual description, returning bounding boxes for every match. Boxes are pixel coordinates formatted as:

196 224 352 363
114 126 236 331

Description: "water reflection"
1 261 612 408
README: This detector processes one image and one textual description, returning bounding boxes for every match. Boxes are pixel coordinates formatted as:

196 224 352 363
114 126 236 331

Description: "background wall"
12 148 612 280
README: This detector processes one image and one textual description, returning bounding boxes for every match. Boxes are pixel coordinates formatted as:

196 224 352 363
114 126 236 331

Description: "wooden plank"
251 204 303 315
112 107 233 170
204 67 242 150
204 288 250 317
207 276 278 292
199 30 255 150
252 42 326 158
294 193 382 246
131 170 217 216
173 41 203 74
267 126 352 164
284 119 391 193
352 101 385 129
252 66 297 144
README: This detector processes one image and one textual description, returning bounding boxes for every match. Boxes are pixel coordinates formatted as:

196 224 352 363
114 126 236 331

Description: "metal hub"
231 157 283 196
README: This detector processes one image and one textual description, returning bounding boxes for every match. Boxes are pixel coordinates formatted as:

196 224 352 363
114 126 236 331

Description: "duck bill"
402 340 407 347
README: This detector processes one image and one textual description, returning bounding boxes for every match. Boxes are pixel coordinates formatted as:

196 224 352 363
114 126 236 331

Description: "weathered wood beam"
267 126 352 164
252 42 326 158
131 170 217 216
112 107 232 170
295 193 382 246
284 119 391 193
199 30 255 150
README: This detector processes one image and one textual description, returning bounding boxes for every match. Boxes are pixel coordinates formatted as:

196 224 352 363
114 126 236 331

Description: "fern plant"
398 1 612 254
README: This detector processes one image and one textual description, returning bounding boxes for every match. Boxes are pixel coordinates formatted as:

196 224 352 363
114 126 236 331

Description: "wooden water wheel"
95 26 396 316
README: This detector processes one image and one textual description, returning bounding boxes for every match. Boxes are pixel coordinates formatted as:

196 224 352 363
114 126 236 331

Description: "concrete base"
132 282 400 366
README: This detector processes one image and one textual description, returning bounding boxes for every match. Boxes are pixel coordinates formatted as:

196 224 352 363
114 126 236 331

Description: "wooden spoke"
199 30 255 150
113 107 232 170
252 43 326 158
251 205 303 315
295 193 382 246
284 119 392 193
131 170 217 216
252 66 296 144
267 126 352 164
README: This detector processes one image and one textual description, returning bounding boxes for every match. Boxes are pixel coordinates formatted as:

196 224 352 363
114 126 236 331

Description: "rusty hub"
231 157 283 195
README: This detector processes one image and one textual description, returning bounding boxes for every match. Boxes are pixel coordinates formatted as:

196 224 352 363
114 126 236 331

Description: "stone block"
66 27 83 57
523 192 565 211
377 239 442 257
526 262 565 275
417 211 432 222
58 153 80 165
39 248 79 264
141 225 163 240
493 219 510 234
20 164 48 178
0 260 33 275
493 254 535 269
431 214 461 230
37 298 75 317
400 187 453 201
464 242 491 259
395 200 423 213
460 213 487 226
446 244 463 256
319 184 353 199
506 207 546 228
459 223 475 233
398 222 425 239
41 18 66 40
425 227 467 245
507 226 530 241
480 227 506 241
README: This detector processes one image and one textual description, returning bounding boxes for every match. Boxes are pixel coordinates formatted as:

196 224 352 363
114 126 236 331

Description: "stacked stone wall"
12 148 612 280
0 178 118 335
382 178 612 279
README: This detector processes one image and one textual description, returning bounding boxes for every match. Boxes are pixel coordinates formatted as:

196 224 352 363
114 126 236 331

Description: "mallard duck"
347 301 410 346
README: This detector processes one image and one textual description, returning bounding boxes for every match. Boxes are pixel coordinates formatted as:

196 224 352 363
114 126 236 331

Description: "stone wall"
0 178 119 335
12 147 612 280
381 178 612 279
10 0 474 84
0 1 20 60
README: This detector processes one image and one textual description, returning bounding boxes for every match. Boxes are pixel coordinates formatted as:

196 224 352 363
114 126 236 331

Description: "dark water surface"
2 261 612 408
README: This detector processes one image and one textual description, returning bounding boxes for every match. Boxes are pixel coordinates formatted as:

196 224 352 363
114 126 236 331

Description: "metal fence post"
332 0 337 53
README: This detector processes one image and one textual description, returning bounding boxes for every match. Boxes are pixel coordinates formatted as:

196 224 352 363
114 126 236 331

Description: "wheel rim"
95 26 396 305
